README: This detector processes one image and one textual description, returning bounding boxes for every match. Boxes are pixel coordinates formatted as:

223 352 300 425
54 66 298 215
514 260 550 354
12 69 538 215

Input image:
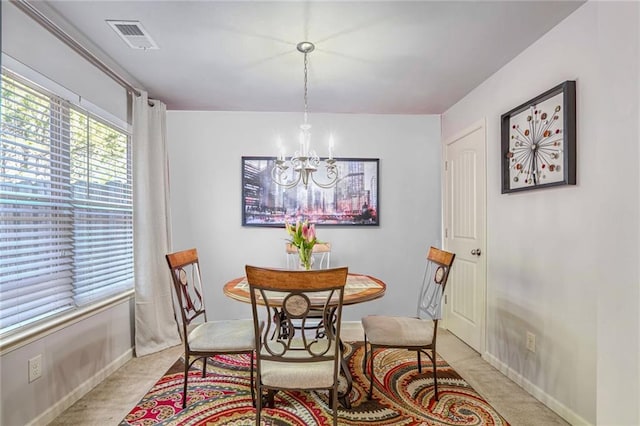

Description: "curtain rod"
10 0 142 97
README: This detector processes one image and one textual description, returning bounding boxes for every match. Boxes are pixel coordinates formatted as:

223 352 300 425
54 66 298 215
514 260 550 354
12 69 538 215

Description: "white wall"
442 2 639 425
0 301 134 426
166 111 441 322
1 3 136 425
2 2 128 124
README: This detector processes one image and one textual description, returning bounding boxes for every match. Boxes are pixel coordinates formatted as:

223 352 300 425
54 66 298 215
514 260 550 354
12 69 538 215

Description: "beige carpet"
50 325 568 426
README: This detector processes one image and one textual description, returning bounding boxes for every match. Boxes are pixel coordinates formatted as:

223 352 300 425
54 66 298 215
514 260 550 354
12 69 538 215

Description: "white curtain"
133 92 181 356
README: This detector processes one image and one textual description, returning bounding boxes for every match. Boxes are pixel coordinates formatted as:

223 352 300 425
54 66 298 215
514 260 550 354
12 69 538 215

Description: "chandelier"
272 41 339 189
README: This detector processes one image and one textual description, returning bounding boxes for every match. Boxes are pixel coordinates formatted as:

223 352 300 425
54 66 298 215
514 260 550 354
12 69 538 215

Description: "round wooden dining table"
223 272 386 306
223 272 386 408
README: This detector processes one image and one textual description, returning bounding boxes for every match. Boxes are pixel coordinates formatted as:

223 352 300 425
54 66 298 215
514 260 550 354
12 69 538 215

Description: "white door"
443 120 486 353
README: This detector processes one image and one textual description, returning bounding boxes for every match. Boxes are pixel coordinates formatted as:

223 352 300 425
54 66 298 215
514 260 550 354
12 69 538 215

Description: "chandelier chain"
303 51 309 120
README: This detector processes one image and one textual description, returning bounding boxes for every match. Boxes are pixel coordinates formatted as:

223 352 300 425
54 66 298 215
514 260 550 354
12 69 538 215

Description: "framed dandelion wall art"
501 80 576 193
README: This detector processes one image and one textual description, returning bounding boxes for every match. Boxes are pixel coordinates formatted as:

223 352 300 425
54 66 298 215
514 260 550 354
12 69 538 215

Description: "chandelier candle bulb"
329 135 334 159
277 138 285 161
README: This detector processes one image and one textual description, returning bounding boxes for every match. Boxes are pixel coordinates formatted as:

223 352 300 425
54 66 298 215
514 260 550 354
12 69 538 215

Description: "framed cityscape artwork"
501 80 576 193
242 156 379 227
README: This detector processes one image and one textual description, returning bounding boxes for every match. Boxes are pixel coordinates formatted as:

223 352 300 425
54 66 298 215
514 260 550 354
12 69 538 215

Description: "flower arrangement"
285 219 318 270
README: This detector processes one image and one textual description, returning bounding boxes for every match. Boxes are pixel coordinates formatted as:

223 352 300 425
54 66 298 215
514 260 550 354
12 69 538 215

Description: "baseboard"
26 347 134 426
482 352 591 426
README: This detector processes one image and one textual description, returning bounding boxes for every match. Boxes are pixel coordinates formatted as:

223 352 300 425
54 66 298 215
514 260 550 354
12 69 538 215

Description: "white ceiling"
41 0 584 114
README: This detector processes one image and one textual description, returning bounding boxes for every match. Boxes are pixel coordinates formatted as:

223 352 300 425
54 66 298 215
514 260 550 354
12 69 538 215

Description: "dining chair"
285 242 332 270
361 246 455 401
245 265 348 426
165 248 256 408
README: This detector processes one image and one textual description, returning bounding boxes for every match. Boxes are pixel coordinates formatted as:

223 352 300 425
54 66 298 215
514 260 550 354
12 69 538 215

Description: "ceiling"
41 1 584 114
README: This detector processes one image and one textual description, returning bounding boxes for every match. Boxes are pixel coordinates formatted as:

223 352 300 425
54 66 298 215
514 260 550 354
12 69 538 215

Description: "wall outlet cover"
28 354 42 382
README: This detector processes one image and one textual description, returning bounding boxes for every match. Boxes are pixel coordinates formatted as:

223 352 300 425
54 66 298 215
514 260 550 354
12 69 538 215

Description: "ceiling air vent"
106 20 158 50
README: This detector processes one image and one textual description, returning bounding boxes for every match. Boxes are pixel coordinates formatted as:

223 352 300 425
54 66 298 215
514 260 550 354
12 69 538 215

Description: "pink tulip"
308 224 316 242
301 222 308 239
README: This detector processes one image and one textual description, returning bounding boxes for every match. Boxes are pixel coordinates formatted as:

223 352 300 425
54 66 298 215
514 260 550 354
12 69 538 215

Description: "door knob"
471 248 482 256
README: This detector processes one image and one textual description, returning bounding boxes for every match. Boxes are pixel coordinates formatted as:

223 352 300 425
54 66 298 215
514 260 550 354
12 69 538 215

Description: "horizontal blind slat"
0 279 74 306
0 263 73 282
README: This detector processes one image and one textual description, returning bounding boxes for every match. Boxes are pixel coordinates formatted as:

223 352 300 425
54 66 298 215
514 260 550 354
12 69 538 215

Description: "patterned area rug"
121 342 509 425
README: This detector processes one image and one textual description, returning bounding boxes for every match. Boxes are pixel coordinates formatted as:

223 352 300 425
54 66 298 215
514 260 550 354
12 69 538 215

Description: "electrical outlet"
526 332 536 353
28 354 42 382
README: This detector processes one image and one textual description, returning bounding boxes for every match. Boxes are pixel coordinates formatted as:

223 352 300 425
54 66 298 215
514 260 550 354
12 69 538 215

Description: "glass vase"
298 247 313 270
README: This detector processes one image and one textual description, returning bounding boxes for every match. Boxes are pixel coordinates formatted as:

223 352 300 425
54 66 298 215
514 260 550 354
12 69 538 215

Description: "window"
0 69 133 335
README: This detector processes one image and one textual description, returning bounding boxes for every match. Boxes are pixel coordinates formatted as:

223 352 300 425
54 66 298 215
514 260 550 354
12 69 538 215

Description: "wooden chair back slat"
246 266 347 290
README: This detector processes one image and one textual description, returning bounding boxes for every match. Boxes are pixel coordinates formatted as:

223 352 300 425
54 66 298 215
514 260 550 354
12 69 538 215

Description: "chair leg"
417 350 422 373
255 383 262 426
267 389 276 408
363 335 369 377
249 352 256 407
182 355 189 408
367 346 375 400
202 356 207 378
432 347 439 401
331 388 338 426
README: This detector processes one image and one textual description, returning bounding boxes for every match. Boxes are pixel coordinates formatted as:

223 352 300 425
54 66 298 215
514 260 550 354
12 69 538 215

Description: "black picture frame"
501 80 576 193
242 156 379 227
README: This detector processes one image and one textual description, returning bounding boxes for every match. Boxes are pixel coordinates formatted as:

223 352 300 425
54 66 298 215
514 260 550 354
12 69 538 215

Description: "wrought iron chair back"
245 265 348 426
166 248 256 408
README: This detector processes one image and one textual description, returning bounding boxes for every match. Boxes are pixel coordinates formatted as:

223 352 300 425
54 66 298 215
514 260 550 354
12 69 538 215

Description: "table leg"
338 339 352 409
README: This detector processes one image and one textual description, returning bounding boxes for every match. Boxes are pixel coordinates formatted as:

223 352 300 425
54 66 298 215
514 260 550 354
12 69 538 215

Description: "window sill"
0 289 135 356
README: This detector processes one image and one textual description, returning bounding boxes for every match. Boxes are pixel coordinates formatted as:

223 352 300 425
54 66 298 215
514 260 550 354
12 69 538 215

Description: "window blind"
0 69 133 335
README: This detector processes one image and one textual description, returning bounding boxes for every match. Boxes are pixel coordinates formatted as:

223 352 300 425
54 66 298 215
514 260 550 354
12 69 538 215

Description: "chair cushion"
188 319 255 352
261 359 337 389
361 315 434 346
259 339 339 389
